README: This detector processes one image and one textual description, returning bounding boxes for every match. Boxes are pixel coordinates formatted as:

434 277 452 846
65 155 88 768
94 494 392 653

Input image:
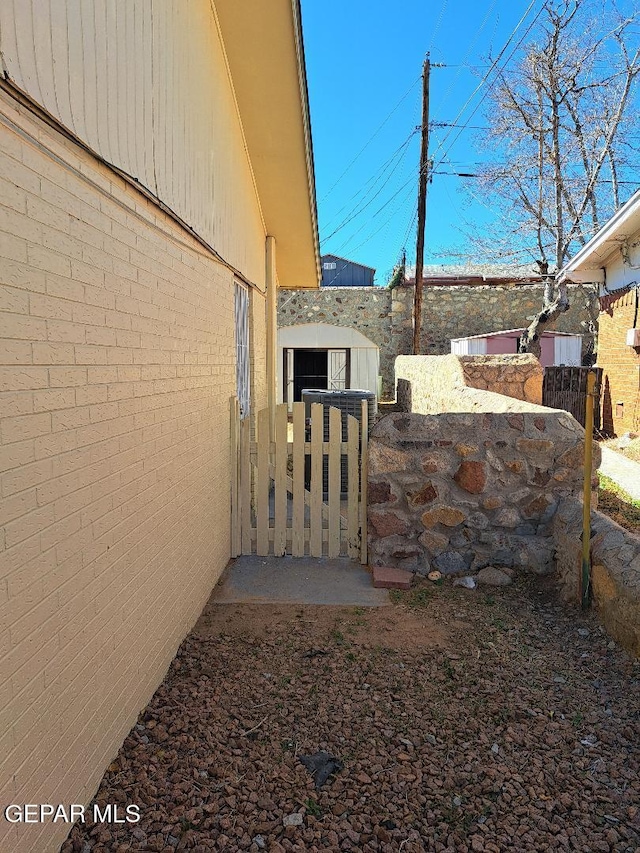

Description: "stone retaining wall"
278 284 598 399
395 354 543 413
368 408 598 576
553 499 640 657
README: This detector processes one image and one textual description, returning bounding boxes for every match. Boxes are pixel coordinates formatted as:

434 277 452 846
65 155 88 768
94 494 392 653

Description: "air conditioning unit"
301 389 377 496
626 328 640 347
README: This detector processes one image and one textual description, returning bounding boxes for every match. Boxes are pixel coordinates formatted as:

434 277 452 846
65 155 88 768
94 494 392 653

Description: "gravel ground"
62 577 639 853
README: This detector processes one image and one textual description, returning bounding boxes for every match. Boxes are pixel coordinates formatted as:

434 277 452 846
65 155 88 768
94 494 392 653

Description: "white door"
328 349 347 389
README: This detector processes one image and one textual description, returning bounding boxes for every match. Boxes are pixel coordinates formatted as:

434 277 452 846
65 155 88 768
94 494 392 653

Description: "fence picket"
291 402 305 556
347 414 359 559
274 404 288 556
240 415 252 555
230 397 240 557
256 408 270 555
328 406 341 557
360 399 368 565
309 403 323 557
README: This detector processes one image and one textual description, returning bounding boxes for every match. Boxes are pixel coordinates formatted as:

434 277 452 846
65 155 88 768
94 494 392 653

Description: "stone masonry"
554 498 640 657
278 283 599 399
368 409 598 576
368 354 600 575
395 354 543 413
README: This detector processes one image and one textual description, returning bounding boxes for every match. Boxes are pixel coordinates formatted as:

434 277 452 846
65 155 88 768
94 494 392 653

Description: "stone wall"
395 354 543 413
368 408 598 577
553 499 640 657
278 283 599 400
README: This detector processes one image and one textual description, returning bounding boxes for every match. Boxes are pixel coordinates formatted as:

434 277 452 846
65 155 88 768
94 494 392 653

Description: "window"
234 282 250 418
323 261 337 270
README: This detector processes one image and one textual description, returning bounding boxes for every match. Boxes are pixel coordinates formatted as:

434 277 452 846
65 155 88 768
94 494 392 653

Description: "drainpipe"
581 371 596 609
266 236 277 444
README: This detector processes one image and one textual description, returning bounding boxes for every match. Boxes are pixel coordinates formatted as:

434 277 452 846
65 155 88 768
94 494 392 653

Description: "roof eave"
214 0 320 289
558 189 640 283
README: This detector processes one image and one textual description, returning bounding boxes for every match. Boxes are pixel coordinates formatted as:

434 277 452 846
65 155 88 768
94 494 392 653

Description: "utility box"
626 328 640 347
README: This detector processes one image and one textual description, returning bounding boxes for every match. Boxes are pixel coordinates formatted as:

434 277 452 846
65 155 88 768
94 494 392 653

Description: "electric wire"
319 75 421 203
321 130 418 242
430 0 546 167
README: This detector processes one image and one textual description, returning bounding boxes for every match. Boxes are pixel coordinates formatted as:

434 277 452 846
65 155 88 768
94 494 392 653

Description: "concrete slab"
211 555 390 606
600 447 640 501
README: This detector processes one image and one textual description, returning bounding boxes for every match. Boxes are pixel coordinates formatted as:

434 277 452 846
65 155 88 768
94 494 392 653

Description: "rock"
369 511 409 538
482 496 503 510
454 443 479 457
453 576 477 589
418 529 450 555
493 507 521 528
369 481 396 504
477 567 512 586
433 551 472 576
407 481 438 506
253 835 266 849
283 813 303 826
368 443 411 474
421 506 465 528
454 460 486 494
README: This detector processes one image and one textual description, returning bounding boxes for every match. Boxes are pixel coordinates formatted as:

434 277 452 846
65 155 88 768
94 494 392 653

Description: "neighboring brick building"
598 286 640 434
560 190 640 436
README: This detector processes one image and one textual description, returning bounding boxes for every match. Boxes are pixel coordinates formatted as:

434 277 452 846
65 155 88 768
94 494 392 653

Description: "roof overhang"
215 0 320 289
558 189 640 285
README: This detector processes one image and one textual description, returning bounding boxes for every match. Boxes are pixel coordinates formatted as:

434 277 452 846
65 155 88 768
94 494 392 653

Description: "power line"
320 131 417 242
430 0 546 168
319 75 421 203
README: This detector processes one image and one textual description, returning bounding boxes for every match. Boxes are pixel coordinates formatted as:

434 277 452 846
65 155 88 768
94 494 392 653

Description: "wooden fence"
542 367 602 429
230 399 367 562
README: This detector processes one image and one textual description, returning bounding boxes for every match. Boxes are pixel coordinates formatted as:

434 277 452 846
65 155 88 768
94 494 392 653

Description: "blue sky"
300 0 639 284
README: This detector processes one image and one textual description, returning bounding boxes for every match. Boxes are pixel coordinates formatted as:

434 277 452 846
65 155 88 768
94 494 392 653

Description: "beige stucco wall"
0 85 267 852
395 354 546 415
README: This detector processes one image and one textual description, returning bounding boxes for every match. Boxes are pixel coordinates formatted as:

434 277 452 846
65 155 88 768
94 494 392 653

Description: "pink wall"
484 334 554 367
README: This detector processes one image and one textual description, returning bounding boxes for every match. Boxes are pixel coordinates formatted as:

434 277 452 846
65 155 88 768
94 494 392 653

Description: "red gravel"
62 579 639 852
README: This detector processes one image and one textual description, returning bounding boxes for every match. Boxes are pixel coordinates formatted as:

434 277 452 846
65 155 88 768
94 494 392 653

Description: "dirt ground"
62 577 639 853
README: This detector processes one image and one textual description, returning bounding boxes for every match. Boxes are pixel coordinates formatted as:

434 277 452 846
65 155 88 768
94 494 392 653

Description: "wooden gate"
543 366 602 429
230 399 368 562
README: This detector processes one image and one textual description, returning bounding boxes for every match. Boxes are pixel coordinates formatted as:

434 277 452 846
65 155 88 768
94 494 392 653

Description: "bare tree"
470 1 640 354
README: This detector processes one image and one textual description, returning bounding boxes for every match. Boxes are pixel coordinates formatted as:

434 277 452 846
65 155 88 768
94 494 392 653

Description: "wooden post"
412 54 430 355
265 236 277 444
581 371 596 608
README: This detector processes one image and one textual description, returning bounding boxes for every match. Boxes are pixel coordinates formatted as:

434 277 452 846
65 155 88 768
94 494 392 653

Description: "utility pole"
412 54 430 355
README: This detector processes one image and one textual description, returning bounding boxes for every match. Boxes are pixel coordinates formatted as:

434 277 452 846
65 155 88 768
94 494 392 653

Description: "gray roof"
406 262 541 280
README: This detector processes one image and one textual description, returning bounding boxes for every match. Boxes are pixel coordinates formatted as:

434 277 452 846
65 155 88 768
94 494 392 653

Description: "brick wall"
0 92 266 852
597 289 640 435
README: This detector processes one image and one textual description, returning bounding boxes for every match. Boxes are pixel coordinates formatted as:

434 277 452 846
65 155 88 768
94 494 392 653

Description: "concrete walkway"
599 446 640 501
211 555 391 606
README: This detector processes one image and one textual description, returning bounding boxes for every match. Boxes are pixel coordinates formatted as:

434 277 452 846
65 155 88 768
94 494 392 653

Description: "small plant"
304 798 323 817
330 628 346 645
390 587 432 609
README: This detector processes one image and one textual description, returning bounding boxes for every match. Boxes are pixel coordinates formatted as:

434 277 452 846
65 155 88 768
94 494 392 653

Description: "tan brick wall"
0 94 266 851
597 291 640 435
